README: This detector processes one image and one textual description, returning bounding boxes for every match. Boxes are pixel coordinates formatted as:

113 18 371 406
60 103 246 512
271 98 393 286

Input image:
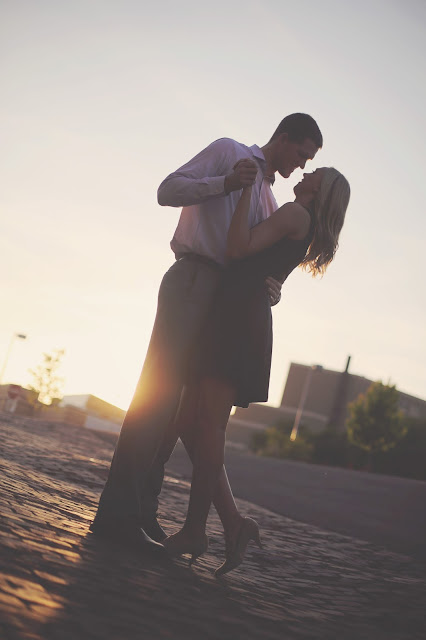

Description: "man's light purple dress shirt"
157 138 278 265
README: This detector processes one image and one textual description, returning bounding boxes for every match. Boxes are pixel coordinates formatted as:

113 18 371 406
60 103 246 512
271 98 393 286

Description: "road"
167 441 426 559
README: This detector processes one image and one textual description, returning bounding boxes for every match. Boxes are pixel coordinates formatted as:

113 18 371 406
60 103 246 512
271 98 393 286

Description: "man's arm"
157 138 257 207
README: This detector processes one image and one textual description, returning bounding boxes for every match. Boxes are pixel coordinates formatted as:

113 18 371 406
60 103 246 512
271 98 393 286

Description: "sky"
1 0 425 410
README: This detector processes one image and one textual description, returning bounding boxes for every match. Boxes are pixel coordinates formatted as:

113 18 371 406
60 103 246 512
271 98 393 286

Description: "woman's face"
294 168 326 199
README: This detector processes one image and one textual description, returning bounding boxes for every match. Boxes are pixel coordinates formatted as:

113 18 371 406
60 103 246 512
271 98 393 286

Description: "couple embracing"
90 113 350 576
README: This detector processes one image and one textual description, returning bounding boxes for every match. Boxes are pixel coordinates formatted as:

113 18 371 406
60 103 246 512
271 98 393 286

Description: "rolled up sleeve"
157 139 237 207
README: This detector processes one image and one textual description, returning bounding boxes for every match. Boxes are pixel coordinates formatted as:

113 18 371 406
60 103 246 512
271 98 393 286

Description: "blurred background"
1 0 425 411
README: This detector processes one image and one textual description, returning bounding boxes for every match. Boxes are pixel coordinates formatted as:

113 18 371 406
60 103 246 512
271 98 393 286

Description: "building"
0 386 125 434
229 358 426 438
0 384 38 417
59 394 126 433
60 394 125 424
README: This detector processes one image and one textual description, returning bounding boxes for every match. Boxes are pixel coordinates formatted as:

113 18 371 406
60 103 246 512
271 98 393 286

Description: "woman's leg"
212 467 245 541
180 377 235 540
165 382 243 539
164 379 261 573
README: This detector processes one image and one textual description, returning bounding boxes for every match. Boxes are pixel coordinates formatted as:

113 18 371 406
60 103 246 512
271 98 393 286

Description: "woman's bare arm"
226 186 311 260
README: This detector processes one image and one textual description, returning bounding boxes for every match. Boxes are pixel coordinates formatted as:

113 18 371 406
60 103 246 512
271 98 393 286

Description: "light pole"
0 333 27 385
290 364 323 441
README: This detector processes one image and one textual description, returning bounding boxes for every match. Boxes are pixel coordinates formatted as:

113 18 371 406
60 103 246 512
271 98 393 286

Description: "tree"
346 381 406 456
28 349 65 405
374 417 426 480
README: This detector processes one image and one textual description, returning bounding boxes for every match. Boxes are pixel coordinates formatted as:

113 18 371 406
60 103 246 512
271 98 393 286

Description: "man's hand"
224 159 258 194
266 276 282 306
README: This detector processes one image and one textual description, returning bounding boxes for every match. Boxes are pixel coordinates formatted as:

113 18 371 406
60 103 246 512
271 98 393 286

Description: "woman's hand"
224 159 258 194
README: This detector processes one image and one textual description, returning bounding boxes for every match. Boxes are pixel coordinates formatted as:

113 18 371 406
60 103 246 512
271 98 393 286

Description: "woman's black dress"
198 212 315 407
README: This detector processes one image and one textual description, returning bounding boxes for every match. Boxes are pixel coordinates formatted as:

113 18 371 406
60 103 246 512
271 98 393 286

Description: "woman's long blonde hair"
301 167 350 276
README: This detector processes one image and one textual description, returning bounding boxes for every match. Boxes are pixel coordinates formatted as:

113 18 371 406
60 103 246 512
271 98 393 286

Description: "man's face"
276 135 319 179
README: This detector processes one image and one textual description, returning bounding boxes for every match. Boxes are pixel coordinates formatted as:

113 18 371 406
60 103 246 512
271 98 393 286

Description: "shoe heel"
188 553 199 567
246 517 263 549
253 529 263 549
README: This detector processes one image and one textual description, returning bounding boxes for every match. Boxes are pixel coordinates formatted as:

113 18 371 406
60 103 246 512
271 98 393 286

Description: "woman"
162 165 351 575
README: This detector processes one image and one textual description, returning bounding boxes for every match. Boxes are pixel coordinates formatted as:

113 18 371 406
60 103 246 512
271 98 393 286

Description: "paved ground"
0 415 425 640
166 441 426 558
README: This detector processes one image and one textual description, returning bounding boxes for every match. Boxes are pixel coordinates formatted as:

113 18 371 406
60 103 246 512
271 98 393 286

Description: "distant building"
0 386 125 435
60 394 125 424
229 359 426 437
60 394 126 433
0 384 38 417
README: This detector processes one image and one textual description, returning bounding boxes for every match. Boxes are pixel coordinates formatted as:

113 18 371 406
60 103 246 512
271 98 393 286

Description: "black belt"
176 253 223 270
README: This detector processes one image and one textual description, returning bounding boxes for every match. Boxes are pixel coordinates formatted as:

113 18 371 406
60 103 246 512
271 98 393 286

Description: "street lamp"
290 364 323 441
0 333 27 385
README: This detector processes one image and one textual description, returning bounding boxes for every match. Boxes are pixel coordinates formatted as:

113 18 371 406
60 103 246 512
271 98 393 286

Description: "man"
90 113 322 553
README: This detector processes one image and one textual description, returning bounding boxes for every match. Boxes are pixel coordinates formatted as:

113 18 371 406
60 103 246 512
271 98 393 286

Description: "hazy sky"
1 0 425 410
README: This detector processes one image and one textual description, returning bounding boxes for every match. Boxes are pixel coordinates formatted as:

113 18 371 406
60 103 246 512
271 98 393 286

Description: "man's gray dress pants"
93 257 222 526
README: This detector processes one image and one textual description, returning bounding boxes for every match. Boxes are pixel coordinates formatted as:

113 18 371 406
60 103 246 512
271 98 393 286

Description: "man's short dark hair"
270 113 323 148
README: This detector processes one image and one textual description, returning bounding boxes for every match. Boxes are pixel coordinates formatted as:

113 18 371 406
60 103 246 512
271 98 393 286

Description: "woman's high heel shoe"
215 517 262 577
163 531 209 566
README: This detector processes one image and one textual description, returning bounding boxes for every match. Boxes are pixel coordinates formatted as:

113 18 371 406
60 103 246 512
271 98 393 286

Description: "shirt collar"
250 144 275 185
